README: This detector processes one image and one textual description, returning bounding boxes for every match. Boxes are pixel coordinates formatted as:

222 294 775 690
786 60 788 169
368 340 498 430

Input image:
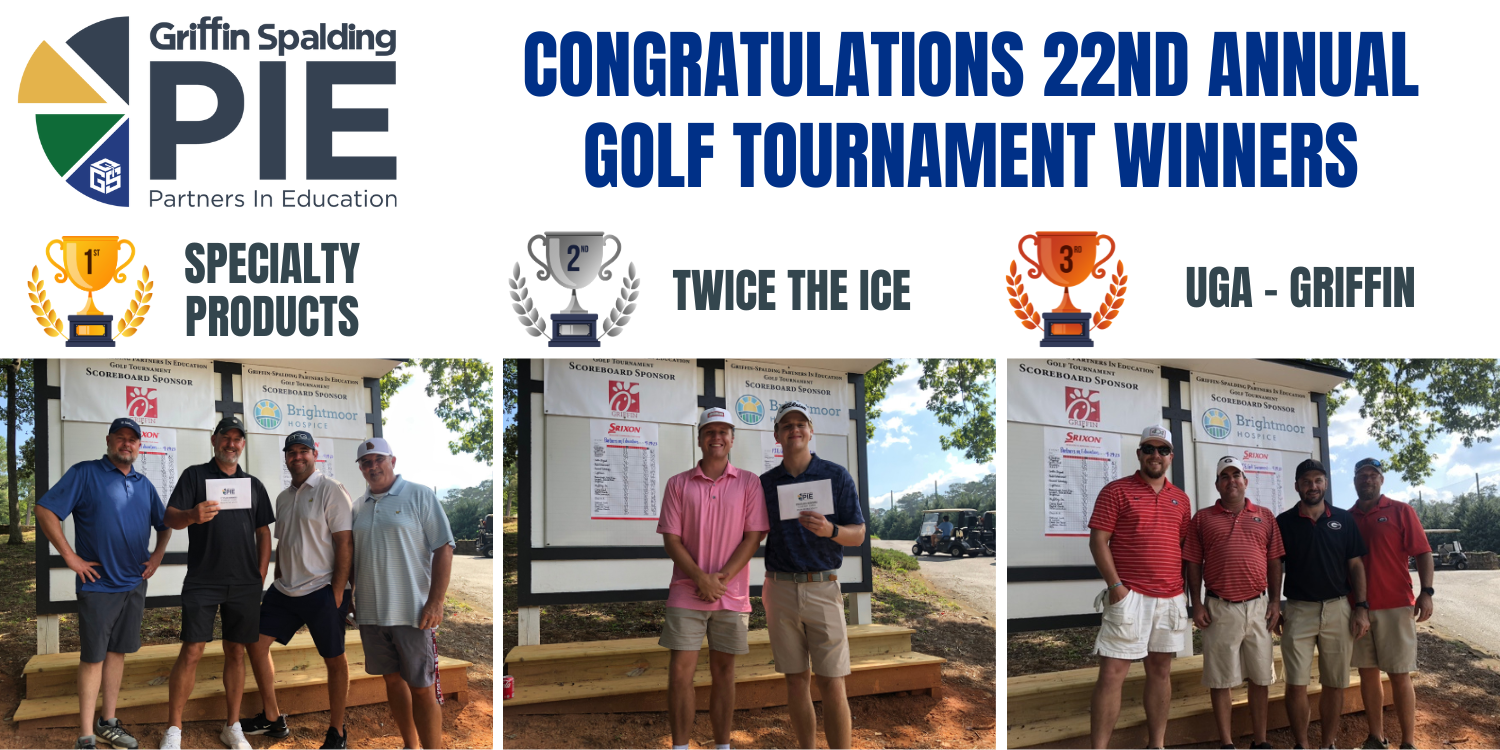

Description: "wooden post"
37 613 60 655
846 592 872 625
518 605 541 646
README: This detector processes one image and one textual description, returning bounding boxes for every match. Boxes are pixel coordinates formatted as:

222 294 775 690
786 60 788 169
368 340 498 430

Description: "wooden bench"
15 633 472 730
1008 653 1394 748
504 624 945 714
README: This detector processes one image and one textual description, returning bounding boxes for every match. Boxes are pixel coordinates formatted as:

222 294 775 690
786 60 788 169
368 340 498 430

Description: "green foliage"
871 546 920 571
503 359 519 476
2 360 37 542
870 474 996 541
862 359 907 442
502 460 518 517
443 479 494 541
378 365 414 425
418 359 493 466
1316 359 1500 486
917 359 996 464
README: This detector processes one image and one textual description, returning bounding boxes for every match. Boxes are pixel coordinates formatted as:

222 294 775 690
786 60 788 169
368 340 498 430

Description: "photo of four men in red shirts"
1088 426 1435 750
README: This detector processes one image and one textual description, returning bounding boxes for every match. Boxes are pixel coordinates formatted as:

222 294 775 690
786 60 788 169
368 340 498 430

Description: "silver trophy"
526 232 621 346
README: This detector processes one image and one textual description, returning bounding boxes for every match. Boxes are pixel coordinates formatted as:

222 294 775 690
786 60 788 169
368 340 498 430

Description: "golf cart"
974 510 996 556
1426 529 1467 570
477 514 495 558
912 508 983 557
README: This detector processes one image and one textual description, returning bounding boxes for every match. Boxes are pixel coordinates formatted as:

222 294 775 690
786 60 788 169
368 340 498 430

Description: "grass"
871 546 920 572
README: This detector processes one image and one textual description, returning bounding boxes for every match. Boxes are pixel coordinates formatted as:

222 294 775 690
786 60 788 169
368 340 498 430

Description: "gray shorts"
359 625 437 687
78 580 148 663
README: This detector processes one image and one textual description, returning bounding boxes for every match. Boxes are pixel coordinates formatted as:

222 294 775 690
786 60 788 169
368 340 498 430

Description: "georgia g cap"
1139 425 1172 447
774 400 812 426
698 407 735 431
1216 455 1246 479
356 437 394 460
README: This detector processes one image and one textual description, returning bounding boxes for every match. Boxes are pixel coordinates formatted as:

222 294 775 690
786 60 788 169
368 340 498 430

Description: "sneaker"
159 727 182 750
240 711 290 738
75 738 97 749
1251 743 1274 749
219 722 252 750
321 724 348 749
95 717 140 749
1362 736 1390 750
1399 745 1417 750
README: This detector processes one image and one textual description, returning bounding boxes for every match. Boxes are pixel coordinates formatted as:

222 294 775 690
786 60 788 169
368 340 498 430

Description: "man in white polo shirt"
657 407 770 750
351 438 455 750
242 431 355 749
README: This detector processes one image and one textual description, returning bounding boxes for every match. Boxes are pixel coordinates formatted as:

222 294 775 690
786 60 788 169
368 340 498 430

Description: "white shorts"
1094 589 1190 661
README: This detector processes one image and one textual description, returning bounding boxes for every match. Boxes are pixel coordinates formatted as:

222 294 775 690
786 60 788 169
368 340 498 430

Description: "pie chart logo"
17 17 130 207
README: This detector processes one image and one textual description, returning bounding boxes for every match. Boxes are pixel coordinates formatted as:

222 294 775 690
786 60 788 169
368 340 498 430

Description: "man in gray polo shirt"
350 438 455 750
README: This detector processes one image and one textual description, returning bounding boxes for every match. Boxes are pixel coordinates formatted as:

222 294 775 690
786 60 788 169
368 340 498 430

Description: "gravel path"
872 538 996 618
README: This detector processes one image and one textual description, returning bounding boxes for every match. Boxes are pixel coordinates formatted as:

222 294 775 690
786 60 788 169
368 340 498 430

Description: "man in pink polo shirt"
657 407 771 750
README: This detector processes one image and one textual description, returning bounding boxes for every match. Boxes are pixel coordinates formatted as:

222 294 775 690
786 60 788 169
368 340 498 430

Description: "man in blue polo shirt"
760 401 866 750
36 417 171 750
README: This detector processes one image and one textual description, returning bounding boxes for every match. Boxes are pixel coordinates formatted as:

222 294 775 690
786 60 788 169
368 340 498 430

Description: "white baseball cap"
356 437 394 460
698 407 734 431
1216 455 1246 479
774 400 812 426
1139 425 1172 446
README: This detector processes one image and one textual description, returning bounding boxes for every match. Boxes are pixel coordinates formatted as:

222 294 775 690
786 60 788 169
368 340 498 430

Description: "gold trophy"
1018 231 1115 347
45 236 135 347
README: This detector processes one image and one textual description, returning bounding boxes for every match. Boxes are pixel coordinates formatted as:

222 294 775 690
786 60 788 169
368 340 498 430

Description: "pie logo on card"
608 381 640 417
1065 387 1101 427
126 386 157 419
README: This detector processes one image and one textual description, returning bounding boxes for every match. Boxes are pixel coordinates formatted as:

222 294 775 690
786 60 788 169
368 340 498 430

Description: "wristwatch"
1421 586 1436 597
828 523 839 540
1355 601 1370 609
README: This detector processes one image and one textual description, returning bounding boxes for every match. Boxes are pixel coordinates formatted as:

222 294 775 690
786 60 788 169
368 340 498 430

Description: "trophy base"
549 313 600 347
1039 312 1093 347
65 315 116 347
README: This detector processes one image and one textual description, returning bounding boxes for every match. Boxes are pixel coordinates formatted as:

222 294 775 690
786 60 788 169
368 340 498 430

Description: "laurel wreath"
510 263 549 338
1091 260 1126 330
27 266 68 339
599 263 639 339
115 266 152 339
1005 260 1042 330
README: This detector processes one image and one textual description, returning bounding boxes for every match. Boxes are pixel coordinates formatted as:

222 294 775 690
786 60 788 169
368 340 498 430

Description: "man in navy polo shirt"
1277 458 1370 750
36 417 171 750
760 400 865 750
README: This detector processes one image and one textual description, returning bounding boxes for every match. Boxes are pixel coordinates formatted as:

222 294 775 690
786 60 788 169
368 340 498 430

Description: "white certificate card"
776 479 835 521
205 478 253 511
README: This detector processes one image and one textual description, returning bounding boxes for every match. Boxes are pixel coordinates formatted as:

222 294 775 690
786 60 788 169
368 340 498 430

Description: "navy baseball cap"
1354 457 1385 475
214 416 246 436
283 431 316 452
108 417 141 438
1295 458 1328 479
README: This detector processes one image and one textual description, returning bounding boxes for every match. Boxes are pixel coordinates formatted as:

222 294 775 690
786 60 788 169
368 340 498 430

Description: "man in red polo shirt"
1087 425 1193 750
1349 457 1433 750
1185 456 1284 750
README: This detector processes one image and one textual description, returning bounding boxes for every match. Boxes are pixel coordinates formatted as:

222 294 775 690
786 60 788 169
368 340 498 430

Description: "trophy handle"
1017 235 1043 279
45 240 67 284
527 234 552 282
598 234 622 281
114 239 136 282
1091 234 1116 279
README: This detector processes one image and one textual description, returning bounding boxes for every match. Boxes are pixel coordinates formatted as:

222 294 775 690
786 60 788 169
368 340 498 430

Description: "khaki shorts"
762 577 851 677
1352 606 1418 674
659 607 750 654
1282 597 1354 688
1201 594 1276 688
1093 590 1190 661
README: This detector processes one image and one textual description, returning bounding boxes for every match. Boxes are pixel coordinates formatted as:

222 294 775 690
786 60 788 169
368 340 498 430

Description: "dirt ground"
1008 626 1500 749
0 536 495 749
503 524 996 749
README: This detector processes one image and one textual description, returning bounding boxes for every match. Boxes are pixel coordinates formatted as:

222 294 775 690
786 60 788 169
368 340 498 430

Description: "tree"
917 359 996 464
1319 359 1500 485
503 360 519 476
862 360 908 442
378 365 414 424
418 360 493 465
502 460 518 517
1 360 36 544
443 479 494 541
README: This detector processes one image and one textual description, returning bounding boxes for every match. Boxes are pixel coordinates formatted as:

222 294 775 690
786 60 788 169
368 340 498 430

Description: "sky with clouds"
383 365 494 499
1324 389 1500 508
865 360 996 512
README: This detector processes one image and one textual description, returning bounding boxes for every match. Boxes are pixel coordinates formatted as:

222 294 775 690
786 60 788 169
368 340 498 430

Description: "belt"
769 571 838 583
1207 590 1265 604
